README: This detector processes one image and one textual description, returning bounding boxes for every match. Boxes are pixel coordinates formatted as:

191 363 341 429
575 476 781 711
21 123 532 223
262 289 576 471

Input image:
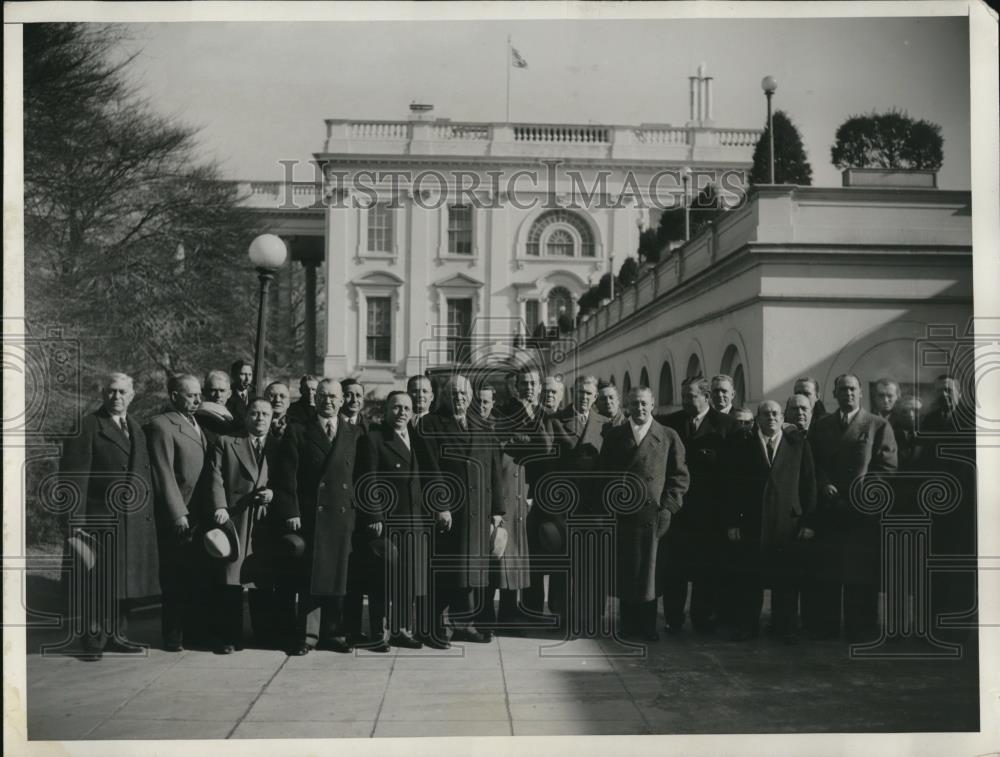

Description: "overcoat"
809 408 897 583
273 418 363 596
60 408 160 600
420 413 504 588
357 425 441 597
722 430 817 577
208 434 272 586
493 428 531 590
553 409 608 516
598 421 690 602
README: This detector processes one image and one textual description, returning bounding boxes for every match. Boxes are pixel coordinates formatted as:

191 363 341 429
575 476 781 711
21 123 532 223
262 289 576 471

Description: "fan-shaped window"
546 229 575 257
622 372 632 395
640 367 650 389
733 364 746 408
526 210 595 257
547 286 574 322
658 361 674 407
721 344 747 407
686 354 702 380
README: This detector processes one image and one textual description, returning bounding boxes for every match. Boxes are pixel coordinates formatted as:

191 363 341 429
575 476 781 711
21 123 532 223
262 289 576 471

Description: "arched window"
721 344 746 408
622 372 632 395
639 367 650 389
546 229 574 257
547 286 574 323
686 354 702 379
610 374 616 387
526 210 596 257
658 361 674 407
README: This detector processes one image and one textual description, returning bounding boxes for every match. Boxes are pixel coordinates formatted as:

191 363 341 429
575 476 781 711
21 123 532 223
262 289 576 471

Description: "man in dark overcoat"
207 398 275 653
273 378 364 655
807 373 897 642
599 387 690 641
421 374 504 645
59 372 159 659
659 376 734 634
356 391 441 650
146 373 213 652
723 400 817 643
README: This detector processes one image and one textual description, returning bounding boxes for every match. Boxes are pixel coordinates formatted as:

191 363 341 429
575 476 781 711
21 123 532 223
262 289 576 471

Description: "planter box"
842 168 937 188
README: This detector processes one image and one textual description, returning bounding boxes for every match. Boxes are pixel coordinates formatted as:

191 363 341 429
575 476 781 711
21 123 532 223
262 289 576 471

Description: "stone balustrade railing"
322 118 762 160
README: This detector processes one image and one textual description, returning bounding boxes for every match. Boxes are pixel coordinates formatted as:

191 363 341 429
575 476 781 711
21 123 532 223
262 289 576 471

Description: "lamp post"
681 166 691 241
248 234 288 398
761 75 777 184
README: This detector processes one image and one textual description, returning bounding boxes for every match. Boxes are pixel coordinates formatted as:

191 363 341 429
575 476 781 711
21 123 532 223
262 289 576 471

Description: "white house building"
239 96 761 393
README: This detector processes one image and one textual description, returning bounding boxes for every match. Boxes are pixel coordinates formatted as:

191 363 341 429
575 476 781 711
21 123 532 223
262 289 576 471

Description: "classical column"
704 76 714 121
302 259 318 374
688 76 697 122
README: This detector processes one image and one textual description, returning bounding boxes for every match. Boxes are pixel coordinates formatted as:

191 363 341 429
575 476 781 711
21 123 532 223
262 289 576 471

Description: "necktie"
457 416 467 432
398 432 410 450
766 438 776 465
688 417 697 438
840 412 849 430
253 437 264 465
117 416 130 440
326 420 336 441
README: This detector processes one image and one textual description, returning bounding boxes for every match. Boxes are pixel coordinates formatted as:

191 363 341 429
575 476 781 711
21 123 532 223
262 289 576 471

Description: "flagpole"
506 34 511 122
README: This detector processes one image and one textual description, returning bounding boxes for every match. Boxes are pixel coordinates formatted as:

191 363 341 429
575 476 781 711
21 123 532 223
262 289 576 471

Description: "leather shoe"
452 628 491 643
368 639 391 653
417 634 451 650
729 629 755 642
215 644 236 655
106 638 145 654
643 631 660 642
390 634 423 649
77 649 103 662
664 623 683 635
347 632 370 647
163 642 184 653
287 643 311 656
322 636 354 654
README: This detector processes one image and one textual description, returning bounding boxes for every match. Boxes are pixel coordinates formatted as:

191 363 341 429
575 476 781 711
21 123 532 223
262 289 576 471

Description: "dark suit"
145 409 212 648
598 420 690 636
60 409 159 650
357 425 440 639
723 430 817 636
421 412 504 636
660 408 735 632
208 433 272 647
273 417 363 647
807 408 897 639
226 389 253 423
285 399 316 426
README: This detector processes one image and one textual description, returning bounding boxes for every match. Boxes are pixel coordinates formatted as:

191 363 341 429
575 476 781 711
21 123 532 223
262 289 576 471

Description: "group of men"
59 360 974 659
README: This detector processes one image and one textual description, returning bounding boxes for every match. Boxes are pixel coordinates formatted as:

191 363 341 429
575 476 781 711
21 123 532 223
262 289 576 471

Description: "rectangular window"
446 298 473 363
447 204 473 255
367 203 393 253
366 297 391 362
525 300 540 335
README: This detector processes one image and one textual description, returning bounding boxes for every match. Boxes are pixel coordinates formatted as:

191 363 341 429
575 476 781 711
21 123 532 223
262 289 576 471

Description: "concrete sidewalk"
24 611 980 740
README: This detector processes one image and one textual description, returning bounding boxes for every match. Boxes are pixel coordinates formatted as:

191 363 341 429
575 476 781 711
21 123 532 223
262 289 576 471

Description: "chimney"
409 102 434 121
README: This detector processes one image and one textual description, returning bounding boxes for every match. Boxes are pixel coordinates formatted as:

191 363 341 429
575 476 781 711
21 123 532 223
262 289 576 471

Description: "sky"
116 15 971 188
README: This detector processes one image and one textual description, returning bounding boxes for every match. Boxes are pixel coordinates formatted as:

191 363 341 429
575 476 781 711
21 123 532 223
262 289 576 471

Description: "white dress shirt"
631 417 654 446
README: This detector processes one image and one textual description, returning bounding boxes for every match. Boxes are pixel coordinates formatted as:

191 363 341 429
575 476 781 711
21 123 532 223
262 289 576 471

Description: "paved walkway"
23 608 979 740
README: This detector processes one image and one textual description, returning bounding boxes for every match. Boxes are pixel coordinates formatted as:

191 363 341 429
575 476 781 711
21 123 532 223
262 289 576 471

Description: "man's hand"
174 515 190 535
437 510 452 532
727 527 741 542
526 498 533 510
213 509 230 525
255 488 274 505
255 505 268 522
286 517 301 532
798 527 815 540
369 521 384 537
823 484 838 500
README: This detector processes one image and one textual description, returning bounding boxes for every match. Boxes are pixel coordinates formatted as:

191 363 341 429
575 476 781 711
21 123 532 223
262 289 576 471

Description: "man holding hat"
59 372 159 660
273 378 364 655
357 391 442 651
146 373 213 652
207 398 277 653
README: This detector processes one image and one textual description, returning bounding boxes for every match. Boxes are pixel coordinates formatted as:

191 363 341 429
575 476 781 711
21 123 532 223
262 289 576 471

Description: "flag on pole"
510 45 528 69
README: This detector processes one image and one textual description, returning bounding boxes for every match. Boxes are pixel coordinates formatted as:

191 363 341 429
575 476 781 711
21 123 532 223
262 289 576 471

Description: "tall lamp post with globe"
761 75 777 184
248 234 288 398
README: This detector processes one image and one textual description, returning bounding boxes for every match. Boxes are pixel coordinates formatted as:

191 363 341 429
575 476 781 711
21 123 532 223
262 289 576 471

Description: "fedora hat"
368 534 398 566
278 532 306 559
196 401 233 423
66 530 97 571
203 518 241 563
489 522 508 559
537 520 564 554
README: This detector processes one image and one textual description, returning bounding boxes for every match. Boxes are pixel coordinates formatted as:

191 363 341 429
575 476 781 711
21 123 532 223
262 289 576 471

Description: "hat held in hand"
203 518 241 563
490 522 508 559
